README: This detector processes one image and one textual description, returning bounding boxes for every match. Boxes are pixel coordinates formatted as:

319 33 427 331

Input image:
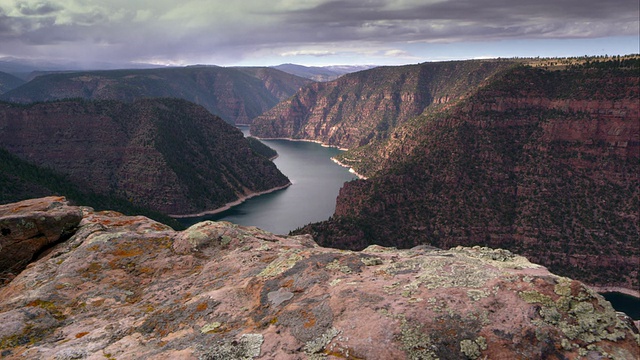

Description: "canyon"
255 59 639 294
0 98 290 216
0 66 311 125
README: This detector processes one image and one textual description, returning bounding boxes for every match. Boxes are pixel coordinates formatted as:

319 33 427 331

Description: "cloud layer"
0 0 638 66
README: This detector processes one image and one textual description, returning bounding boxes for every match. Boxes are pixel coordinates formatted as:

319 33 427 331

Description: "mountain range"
272 63 377 82
0 66 312 125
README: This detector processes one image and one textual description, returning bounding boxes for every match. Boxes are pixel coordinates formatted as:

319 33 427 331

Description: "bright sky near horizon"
0 0 638 68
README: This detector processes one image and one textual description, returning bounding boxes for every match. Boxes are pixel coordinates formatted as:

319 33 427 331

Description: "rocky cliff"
251 60 516 148
1 197 638 359
0 66 312 124
0 99 290 215
296 63 639 293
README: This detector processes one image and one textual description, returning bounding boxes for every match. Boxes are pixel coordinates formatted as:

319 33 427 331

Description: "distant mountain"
284 58 639 292
0 71 25 94
0 98 291 215
0 57 164 79
253 60 515 150
272 63 377 82
1 66 312 124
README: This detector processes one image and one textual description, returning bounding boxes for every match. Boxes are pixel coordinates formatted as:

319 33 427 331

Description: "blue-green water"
601 292 640 320
177 128 357 234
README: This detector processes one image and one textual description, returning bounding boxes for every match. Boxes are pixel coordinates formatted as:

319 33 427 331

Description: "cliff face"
0 67 312 124
251 60 516 148
298 65 639 292
0 99 290 215
1 197 638 359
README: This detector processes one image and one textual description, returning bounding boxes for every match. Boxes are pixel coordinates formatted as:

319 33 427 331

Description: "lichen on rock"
0 198 638 359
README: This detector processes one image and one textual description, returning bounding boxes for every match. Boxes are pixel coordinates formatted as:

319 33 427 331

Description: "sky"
0 0 638 68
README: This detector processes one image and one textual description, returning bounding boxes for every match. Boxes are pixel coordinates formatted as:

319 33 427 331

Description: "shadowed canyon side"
0 71 25 95
250 60 518 149
295 62 640 293
0 197 638 359
0 66 312 125
0 99 290 215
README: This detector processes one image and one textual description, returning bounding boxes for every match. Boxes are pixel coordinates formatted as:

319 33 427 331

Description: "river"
177 127 357 234
177 128 640 320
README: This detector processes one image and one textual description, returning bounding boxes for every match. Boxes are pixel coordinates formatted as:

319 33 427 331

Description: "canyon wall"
251 60 516 149
296 64 639 292
0 66 311 124
0 99 290 215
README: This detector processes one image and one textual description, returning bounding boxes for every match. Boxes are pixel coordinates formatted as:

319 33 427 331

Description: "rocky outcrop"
0 66 312 124
0 197 638 359
297 64 640 293
251 60 516 148
0 98 290 215
0 197 82 281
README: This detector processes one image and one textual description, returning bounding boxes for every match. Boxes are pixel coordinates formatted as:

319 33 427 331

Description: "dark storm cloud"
16 1 62 16
277 0 639 42
0 0 637 65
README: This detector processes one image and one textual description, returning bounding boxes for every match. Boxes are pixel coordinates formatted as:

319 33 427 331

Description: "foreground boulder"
0 197 82 279
0 198 638 359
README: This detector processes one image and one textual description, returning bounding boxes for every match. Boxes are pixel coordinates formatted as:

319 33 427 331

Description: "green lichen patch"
406 258 496 290
399 314 483 360
197 333 264 360
26 299 65 321
258 251 303 278
400 320 439 360
326 260 353 274
200 322 222 334
518 290 555 307
304 327 340 355
451 246 541 270
360 256 383 266
467 289 490 301
518 283 630 355
460 339 481 359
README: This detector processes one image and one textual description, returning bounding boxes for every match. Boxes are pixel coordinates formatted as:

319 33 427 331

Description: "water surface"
601 292 640 320
178 128 357 234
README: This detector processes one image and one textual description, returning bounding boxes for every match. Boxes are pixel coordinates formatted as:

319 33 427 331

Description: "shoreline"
253 135 349 151
330 157 368 180
170 183 291 219
253 134 368 180
591 286 640 298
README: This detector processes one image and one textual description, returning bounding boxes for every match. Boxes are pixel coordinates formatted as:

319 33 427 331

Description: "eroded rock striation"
251 60 516 148
0 98 290 215
0 197 638 359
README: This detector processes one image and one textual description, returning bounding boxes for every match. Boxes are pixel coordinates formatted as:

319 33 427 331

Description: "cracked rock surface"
0 197 638 359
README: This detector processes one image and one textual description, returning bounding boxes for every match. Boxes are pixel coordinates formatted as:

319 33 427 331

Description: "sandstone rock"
0 196 82 280
0 66 311 125
0 198 638 359
0 98 290 215
297 63 639 292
